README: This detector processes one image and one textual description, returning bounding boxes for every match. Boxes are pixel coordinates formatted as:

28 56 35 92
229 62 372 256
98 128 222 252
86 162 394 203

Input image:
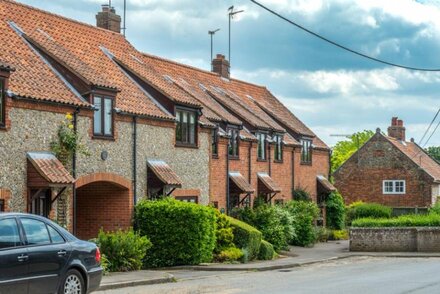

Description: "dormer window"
93 96 114 138
274 135 283 162
176 107 197 147
257 133 267 160
301 138 312 164
228 128 239 158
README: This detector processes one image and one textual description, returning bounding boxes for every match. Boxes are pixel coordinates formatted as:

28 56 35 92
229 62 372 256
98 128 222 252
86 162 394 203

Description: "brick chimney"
387 117 406 141
212 54 230 79
96 4 121 33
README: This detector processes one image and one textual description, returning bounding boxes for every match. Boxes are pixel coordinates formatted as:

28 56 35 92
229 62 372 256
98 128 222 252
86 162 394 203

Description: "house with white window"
333 117 440 213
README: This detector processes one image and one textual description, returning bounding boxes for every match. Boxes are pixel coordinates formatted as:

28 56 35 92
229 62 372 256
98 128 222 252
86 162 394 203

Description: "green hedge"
346 202 392 226
325 192 345 230
285 200 319 247
216 247 244 262
135 198 216 267
257 240 275 260
96 229 151 272
227 216 262 261
352 213 440 227
231 205 294 252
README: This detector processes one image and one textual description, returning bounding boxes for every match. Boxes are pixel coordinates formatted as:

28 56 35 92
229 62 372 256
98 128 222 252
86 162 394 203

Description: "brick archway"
75 173 133 240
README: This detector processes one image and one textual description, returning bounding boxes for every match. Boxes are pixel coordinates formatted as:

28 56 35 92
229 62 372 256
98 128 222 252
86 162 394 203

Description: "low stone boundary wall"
349 227 440 252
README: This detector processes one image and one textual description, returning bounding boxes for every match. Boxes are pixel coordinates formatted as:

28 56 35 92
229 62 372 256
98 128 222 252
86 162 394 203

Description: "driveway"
95 256 440 294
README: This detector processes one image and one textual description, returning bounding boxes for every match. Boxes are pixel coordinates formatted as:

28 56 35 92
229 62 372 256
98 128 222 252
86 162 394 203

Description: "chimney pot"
212 53 230 79
387 117 406 141
96 5 121 33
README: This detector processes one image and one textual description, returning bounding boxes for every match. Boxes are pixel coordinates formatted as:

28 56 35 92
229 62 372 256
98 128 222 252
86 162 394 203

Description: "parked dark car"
0 213 102 294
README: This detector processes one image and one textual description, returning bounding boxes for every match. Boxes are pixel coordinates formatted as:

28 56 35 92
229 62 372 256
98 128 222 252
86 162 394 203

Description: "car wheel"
59 269 85 294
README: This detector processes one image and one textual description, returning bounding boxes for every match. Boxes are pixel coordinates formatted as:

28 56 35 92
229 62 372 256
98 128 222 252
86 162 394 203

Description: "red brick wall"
334 134 433 208
76 181 132 240
295 149 330 202
210 137 329 210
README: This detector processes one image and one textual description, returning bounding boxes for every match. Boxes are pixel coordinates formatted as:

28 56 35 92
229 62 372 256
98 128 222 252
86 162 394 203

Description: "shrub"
292 189 312 202
231 204 295 252
216 247 244 263
257 240 275 260
346 202 392 226
429 202 440 215
214 210 234 254
286 200 319 247
135 198 216 267
314 227 331 243
97 229 152 272
227 216 262 261
325 192 345 230
330 230 349 240
352 213 440 227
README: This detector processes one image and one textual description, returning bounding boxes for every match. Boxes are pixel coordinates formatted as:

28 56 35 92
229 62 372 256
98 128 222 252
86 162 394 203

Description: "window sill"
257 159 268 162
274 160 283 164
300 161 312 166
212 154 219 159
0 124 6 131
229 156 240 160
175 143 199 149
93 135 115 141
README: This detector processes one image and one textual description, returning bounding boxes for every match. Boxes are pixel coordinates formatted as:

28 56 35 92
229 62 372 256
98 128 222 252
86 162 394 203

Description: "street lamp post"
228 6 244 69
208 29 220 71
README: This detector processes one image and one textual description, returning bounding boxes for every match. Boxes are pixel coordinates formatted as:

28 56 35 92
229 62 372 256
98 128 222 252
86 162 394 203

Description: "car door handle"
17 254 29 262
57 250 67 257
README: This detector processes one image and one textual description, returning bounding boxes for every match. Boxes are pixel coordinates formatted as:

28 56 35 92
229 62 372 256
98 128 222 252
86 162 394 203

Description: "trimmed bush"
214 210 235 254
286 200 319 247
325 192 345 230
227 216 262 261
346 202 392 226
352 213 440 227
257 240 275 260
231 205 295 252
97 229 151 272
216 247 244 262
135 198 216 267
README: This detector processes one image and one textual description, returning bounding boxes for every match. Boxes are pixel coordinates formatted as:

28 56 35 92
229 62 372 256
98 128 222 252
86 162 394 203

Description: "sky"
16 0 440 147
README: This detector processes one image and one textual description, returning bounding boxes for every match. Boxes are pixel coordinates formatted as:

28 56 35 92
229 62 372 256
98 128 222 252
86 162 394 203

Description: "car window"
47 225 64 243
0 218 21 249
21 218 51 245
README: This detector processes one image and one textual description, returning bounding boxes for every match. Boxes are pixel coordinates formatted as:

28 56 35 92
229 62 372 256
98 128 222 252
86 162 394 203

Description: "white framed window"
383 180 406 194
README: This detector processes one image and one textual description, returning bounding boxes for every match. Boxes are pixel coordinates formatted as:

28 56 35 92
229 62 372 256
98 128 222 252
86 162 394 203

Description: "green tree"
426 146 440 162
331 130 374 174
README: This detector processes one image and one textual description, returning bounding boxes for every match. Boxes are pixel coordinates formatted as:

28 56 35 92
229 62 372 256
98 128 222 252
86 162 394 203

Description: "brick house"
0 0 331 238
333 117 440 211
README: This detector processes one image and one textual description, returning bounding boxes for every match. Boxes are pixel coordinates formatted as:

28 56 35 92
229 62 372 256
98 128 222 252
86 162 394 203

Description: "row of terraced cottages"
0 1 332 239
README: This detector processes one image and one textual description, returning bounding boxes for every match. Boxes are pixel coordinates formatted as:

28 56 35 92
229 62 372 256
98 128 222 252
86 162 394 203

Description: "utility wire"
422 115 440 147
418 107 440 145
250 0 440 72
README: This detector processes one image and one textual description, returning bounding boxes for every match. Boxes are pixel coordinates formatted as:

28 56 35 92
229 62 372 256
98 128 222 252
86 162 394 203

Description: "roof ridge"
3 0 123 37
141 52 266 89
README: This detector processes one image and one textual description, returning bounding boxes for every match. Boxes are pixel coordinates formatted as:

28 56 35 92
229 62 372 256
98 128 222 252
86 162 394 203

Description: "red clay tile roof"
2 0 327 146
140 53 328 148
317 175 336 192
385 136 440 182
1 0 171 118
229 172 255 193
258 173 282 193
147 160 183 187
27 152 75 185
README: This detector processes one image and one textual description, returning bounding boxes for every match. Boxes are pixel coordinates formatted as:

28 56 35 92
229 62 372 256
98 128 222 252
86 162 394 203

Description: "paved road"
96 257 440 294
